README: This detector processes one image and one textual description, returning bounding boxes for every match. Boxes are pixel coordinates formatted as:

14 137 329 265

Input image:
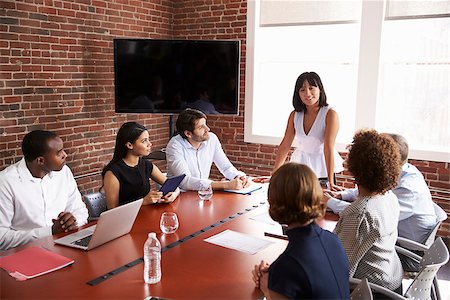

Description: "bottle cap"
148 232 156 238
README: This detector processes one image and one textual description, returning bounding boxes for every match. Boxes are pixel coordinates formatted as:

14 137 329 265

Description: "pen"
246 186 263 195
264 232 288 241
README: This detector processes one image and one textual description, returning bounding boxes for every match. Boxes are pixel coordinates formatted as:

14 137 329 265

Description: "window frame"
244 0 450 162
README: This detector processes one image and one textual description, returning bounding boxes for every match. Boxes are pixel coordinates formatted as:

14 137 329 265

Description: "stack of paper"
0 246 74 281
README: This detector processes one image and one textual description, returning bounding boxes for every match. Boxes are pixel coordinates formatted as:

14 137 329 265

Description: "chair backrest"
419 237 449 269
433 203 448 222
349 278 405 300
350 278 373 300
423 203 448 247
84 192 107 220
405 237 449 299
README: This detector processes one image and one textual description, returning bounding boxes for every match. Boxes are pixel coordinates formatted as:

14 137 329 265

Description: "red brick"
429 181 450 189
437 168 450 175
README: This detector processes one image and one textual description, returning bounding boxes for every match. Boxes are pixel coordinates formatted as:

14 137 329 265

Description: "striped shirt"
334 191 403 290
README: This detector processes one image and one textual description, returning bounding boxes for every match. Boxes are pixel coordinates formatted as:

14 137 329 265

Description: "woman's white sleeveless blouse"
291 106 344 178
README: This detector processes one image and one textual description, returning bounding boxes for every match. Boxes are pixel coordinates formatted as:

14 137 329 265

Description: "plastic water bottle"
143 232 161 284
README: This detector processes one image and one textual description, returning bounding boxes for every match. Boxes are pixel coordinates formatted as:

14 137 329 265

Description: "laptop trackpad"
56 225 96 244
71 225 96 238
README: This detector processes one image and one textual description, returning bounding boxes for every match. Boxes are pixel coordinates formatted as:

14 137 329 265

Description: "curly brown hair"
268 163 325 225
346 129 401 194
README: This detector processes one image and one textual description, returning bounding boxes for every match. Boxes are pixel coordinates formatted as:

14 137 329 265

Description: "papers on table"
0 246 74 281
223 183 265 195
204 229 274 255
249 211 278 225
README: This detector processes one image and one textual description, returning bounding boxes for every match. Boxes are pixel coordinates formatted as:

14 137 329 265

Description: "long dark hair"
102 122 147 178
292 72 328 112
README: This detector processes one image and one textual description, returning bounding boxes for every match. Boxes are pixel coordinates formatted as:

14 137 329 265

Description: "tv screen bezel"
113 38 240 115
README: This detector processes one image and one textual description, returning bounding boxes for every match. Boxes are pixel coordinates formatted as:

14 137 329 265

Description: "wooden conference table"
1 190 338 299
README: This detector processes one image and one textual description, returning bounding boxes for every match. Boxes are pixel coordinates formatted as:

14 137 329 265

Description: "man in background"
0 130 88 250
182 84 219 114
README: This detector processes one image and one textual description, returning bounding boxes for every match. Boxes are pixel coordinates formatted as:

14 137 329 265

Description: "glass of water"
160 212 179 234
319 179 330 190
198 183 213 201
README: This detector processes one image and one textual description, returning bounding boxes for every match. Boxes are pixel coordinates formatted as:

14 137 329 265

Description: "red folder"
0 246 74 281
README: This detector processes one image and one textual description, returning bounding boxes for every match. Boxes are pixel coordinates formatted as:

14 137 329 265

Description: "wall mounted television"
113 39 240 115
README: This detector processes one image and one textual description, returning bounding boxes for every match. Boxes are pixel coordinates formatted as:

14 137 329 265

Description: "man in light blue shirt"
326 133 438 245
166 109 247 191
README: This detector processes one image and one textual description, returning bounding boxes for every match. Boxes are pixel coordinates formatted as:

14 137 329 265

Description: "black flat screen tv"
113 39 240 115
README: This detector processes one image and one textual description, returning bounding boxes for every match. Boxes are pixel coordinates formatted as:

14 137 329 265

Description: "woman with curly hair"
334 129 403 294
251 163 349 299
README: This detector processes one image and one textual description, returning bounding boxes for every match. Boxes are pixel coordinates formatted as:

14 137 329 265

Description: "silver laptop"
54 198 143 250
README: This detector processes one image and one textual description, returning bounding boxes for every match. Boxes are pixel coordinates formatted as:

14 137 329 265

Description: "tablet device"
159 174 186 196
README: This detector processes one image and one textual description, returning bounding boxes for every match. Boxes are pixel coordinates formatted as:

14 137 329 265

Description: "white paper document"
249 211 278 225
223 183 266 195
204 229 274 255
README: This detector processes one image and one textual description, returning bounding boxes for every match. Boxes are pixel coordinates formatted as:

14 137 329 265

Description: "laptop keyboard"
72 235 93 247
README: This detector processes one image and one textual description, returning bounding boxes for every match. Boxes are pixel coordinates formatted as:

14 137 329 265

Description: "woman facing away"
273 72 344 190
334 129 403 294
102 122 180 209
252 163 349 300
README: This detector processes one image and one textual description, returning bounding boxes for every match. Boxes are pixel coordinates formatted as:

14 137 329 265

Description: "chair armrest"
349 277 361 288
350 278 406 300
395 245 423 263
397 237 429 252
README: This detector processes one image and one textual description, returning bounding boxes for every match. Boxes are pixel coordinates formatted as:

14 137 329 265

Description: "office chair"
397 203 447 274
350 277 373 300
402 237 449 300
350 237 449 300
397 202 447 252
83 192 107 221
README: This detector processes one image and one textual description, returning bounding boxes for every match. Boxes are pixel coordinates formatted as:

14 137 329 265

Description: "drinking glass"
198 184 213 201
319 179 330 190
160 212 179 234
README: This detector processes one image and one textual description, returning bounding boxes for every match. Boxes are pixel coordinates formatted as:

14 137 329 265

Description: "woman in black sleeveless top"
102 122 180 209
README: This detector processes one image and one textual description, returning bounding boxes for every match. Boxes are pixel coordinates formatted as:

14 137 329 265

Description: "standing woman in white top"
273 72 344 190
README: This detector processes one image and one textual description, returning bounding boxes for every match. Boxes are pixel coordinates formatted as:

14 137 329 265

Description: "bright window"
245 0 450 162
377 17 450 159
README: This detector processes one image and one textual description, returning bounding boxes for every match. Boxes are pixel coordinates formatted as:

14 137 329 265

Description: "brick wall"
1 0 449 236
0 0 174 192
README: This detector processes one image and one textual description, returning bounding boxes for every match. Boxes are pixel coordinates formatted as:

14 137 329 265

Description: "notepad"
0 246 74 281
204 229 274 254
249 211 278 225
223 183 264 195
